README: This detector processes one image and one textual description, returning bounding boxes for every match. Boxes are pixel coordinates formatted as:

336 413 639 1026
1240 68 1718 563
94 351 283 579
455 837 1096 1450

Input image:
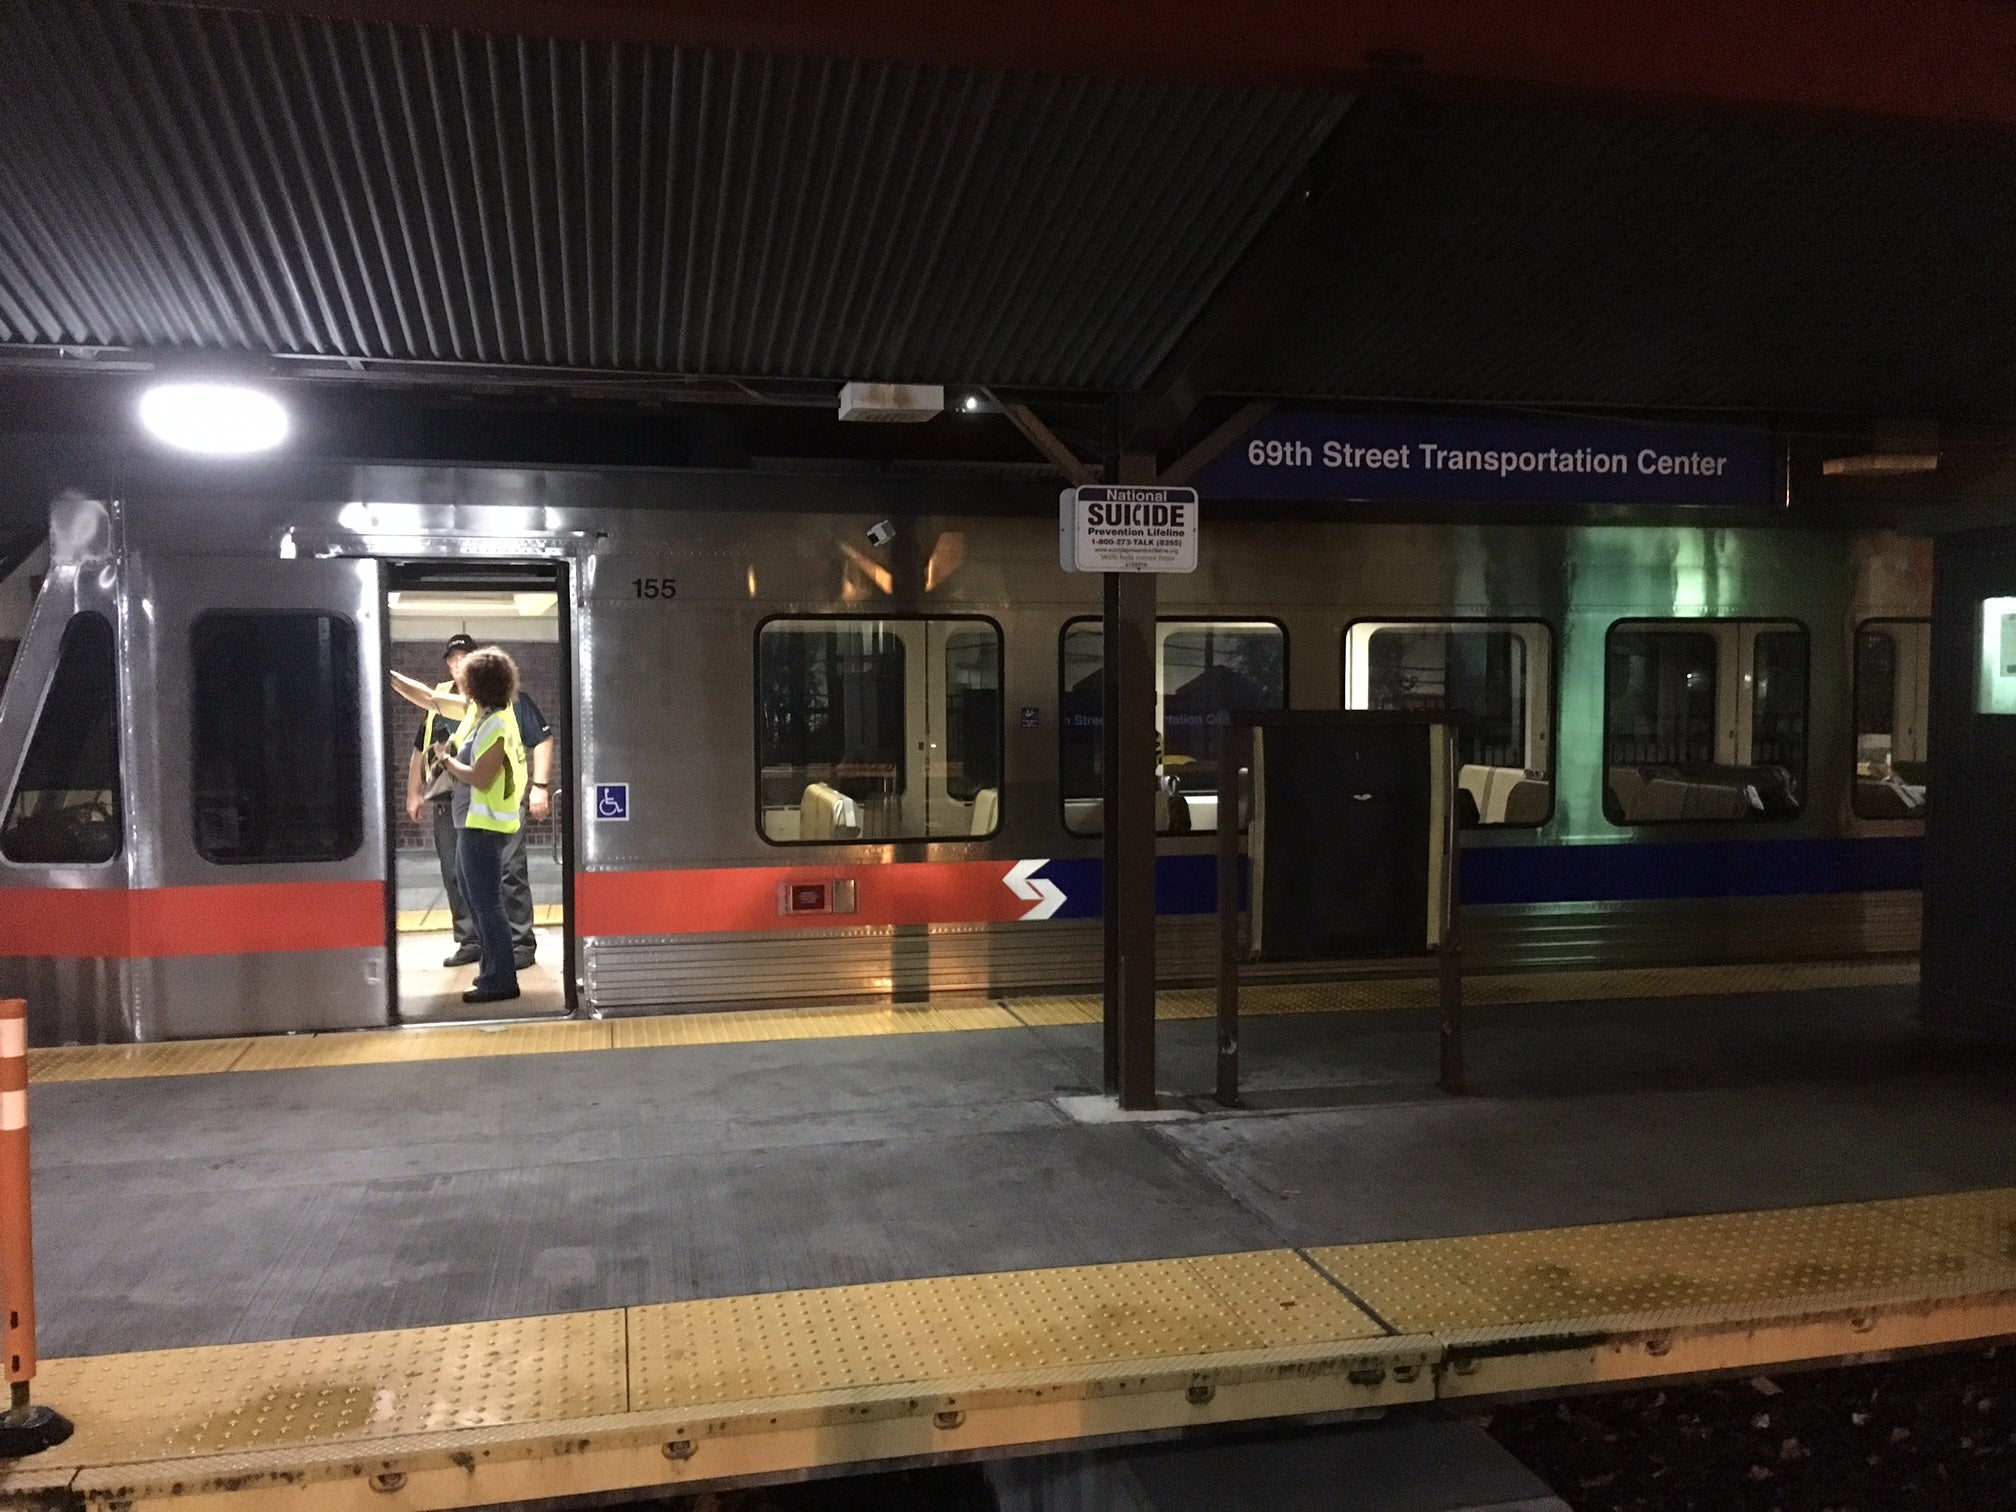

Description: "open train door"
382 560 573 1022
124 551 391 1038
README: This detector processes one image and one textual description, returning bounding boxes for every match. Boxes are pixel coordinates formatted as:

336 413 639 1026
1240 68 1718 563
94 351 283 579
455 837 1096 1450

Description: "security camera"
866 519 896 548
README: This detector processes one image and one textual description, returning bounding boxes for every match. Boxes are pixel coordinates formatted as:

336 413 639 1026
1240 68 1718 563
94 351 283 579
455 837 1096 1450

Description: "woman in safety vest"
429 646 528 1004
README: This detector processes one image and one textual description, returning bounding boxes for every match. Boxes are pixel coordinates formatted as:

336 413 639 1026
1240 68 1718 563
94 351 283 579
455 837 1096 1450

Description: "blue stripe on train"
1460 836 1923 904
1035 837 1922 918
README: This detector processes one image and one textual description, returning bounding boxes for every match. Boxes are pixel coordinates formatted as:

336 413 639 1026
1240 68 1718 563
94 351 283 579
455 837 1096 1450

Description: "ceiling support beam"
994 395 1096 485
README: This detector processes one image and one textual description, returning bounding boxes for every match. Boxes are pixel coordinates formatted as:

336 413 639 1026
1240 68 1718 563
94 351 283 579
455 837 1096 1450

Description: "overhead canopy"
2 0 2015 422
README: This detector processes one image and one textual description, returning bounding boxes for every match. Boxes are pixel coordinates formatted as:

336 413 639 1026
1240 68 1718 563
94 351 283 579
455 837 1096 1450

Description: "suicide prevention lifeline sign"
1060 485 1199 573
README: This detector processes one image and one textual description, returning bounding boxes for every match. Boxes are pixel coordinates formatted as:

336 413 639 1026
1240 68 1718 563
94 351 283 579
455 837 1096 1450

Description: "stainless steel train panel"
0 957 130 1048
0 493 134 1043
133 949 387 1040
0 465 1936 1036
122 552 391 1038
581 891 1921 1014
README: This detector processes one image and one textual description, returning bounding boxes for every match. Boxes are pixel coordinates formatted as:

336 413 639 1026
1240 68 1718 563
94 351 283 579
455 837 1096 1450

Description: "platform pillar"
1102 452 1160 1110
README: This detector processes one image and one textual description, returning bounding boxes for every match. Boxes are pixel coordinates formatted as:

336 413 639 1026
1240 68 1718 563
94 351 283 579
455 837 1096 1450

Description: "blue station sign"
1197 412 1777 508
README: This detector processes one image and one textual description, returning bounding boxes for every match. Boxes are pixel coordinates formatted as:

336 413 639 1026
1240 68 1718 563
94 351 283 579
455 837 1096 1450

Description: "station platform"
8 956 2016 1510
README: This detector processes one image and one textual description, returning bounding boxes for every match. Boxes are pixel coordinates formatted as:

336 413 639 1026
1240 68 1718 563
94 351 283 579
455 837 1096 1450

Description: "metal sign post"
1435 724 1467 1094
1062 482 1198 1112
1214 720 1248 1108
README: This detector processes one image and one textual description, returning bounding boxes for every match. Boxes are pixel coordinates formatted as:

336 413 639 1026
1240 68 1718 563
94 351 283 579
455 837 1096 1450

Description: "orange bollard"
0 1001 69 1457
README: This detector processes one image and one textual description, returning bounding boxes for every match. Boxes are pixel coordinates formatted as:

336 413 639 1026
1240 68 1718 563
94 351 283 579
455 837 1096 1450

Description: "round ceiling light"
138 381 290 455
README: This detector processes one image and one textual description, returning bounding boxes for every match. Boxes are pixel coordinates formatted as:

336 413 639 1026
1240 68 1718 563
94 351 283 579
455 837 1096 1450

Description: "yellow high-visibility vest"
462 708 526 834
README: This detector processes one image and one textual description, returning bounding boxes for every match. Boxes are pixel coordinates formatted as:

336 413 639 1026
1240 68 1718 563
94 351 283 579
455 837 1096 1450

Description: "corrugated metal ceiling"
0 0 1344 389
3 2 2016 417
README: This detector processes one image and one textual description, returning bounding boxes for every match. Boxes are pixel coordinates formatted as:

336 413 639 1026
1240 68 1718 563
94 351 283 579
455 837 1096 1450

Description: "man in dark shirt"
405 634 556 970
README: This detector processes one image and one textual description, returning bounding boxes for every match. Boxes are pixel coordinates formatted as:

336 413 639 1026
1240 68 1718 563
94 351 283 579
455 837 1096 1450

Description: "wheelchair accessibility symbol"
594 783 629 821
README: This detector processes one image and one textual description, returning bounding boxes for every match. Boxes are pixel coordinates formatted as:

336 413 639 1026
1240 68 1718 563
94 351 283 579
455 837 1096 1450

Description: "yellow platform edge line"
27 956 1919 1085
10 1185 2015 1511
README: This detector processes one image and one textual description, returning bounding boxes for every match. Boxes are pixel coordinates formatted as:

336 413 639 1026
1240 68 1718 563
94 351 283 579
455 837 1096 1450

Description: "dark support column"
1436 723 1467 1094
1112 566 1158 1108
1100 570 1121 1093
1214 721 1245 1108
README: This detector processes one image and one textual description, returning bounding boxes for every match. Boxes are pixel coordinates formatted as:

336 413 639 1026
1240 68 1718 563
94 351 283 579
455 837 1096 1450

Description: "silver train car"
0 463 1928 1044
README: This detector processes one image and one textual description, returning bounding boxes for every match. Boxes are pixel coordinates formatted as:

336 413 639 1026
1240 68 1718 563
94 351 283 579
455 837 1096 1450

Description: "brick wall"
388 639 564 852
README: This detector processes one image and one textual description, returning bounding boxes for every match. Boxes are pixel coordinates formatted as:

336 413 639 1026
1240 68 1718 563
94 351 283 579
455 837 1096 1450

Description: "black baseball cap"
443 633 478 658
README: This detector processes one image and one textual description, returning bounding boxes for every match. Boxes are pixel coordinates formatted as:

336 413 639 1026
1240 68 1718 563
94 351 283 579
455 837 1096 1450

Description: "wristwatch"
531 782 550 791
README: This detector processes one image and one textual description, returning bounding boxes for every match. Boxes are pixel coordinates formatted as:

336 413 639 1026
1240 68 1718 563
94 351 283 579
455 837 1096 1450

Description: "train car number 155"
632 577 678 600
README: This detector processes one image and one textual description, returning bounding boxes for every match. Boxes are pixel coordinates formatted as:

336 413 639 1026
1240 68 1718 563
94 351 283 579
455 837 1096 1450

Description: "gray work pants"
431 801 536 955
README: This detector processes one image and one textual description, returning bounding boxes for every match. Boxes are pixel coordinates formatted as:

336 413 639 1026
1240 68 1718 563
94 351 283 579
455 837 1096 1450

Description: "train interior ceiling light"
137 382 290 455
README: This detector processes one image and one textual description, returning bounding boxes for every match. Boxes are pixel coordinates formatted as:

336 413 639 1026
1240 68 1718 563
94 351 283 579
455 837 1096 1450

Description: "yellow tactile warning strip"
8 1188 2016 1509
627 1250 1384 1409
611 1000 1018 1048
1005 957 1921 1027
26 1311 628 1467
1310 1191 2016 1342
26 1039 259 1082
23 956 1919 1085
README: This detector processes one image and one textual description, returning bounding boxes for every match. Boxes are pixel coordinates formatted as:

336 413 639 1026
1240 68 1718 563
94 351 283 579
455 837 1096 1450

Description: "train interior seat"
1607 764 1796 823
1059 792 1203 834
1500 778 1550 826
1459 764 1551 825
1856 778 1923 817
970 787 999 836
798 783 859 842
1854 754 1926 817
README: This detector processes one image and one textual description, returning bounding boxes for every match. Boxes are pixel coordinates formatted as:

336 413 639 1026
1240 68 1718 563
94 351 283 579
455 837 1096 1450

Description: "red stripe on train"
3 863 1035 956
0 881 384 959
575 862 1029 938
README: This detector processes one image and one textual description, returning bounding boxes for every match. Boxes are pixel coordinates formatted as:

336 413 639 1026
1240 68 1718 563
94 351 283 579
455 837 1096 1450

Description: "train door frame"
379 559 578 1022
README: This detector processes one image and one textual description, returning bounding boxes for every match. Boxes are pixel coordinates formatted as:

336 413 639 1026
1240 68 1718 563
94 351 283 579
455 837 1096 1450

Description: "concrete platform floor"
29 974 2016 1361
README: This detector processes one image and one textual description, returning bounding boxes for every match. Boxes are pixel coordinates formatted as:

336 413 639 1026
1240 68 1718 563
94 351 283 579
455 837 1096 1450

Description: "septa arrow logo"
1003 859 1066 921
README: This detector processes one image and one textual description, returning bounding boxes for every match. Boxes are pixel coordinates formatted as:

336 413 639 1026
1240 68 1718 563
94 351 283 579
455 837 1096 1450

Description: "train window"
1854 618 1929 818
943 630 1001 804
1343 620 1554 827
1752 630 1809 805
1604 620 1806 824
757 618 1001 843
1060 618 1286 836
191 613 363 863
1 612 120 865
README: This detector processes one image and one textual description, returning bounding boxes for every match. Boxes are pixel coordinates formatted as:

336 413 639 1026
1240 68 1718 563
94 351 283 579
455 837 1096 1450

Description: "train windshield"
0 611 121 865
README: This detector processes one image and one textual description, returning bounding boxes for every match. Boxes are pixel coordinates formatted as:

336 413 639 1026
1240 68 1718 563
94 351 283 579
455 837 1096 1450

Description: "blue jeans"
455 827 518 995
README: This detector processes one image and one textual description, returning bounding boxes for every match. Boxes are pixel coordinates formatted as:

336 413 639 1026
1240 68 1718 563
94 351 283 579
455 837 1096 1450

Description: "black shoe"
442 944 481 968
513 950 536 970
462 986 520 1005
